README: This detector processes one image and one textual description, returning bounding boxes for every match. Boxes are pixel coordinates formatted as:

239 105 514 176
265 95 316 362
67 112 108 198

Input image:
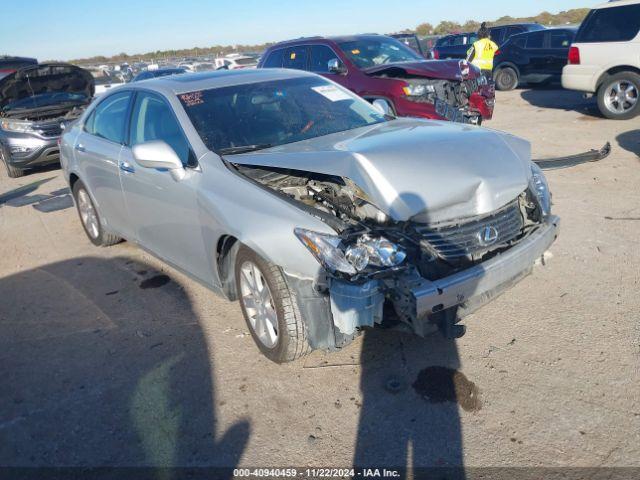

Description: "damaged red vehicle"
258 34 495 124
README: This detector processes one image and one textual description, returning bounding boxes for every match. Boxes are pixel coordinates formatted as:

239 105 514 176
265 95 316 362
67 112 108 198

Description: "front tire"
72 181 121 247
0 150 25 178
597 72 640 120
235 246 311 363
494 66 519 91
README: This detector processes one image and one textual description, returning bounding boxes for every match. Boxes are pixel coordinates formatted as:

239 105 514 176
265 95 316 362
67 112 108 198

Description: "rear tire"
235 246 312 363
72 181 121 247
0 151 25 178
495 67 519 91
597 72 640 120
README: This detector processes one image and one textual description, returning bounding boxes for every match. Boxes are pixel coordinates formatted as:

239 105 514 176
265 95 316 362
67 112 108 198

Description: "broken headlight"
0 119 35 134
295 228 406 276
402 83 436 98
529 163 551 217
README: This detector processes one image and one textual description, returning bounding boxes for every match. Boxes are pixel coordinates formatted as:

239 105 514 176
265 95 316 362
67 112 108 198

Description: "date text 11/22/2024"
233 468 401 478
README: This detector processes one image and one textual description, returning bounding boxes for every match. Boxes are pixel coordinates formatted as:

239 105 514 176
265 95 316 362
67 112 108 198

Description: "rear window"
283 47 308 70
550 30 574 49
526 32 546 49
576 5 640 43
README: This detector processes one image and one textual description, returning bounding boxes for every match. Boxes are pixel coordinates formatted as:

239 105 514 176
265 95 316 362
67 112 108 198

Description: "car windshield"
179 76 386 153
338 37 423 69
3 92 88 112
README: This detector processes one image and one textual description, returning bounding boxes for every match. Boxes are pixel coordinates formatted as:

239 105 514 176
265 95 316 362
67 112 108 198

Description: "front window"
337 37 423 69
179 76 386 153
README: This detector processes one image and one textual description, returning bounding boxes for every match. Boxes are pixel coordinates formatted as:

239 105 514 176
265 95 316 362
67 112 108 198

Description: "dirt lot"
1 88 639 470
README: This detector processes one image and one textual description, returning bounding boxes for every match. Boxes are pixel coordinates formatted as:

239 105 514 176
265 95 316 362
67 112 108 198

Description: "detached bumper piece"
534 143 611 171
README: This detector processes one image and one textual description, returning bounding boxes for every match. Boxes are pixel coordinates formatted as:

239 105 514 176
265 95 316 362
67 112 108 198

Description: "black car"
493 28 577 91
432 24 546 60
132 67 186 82
0 63 94 178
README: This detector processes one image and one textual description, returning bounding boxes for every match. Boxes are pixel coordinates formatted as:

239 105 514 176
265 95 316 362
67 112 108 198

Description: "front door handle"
119 160 135 174
75 144 85 152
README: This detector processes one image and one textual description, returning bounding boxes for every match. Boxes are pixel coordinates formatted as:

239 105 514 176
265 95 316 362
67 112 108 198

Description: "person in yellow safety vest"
467 22 499 78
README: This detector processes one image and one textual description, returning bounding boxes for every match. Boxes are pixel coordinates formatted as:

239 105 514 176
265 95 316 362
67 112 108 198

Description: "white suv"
562 0 640 120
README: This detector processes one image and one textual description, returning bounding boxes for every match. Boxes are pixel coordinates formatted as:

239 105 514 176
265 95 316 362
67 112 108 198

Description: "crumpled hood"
363 59 476 81
0 63 95 112
230 118 533 224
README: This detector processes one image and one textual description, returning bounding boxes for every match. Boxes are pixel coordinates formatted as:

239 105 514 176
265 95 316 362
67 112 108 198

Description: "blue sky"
2 0 596 60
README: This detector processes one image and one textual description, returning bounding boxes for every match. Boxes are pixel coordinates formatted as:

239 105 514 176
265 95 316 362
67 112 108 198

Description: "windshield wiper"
217 144 273 155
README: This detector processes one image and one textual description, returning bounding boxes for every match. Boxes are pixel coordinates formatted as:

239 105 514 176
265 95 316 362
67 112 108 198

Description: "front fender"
196 153 334 286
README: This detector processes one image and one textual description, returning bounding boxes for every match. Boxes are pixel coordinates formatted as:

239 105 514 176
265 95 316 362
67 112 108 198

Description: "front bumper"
1 135 60 169
394 85 495 123
410 216 559 323
328 216 560 338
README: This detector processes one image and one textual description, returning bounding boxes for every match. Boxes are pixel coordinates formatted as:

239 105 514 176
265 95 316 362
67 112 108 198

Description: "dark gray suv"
0 63 94 178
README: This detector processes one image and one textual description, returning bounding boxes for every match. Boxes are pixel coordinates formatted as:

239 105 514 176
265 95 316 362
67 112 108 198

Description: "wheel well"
216 235 240 301
69 173 80 190
495 62 520 77
364 97 397 115
597 66 640 90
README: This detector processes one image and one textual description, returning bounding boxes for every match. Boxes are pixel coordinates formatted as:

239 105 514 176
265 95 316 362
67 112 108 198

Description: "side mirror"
372 99 395 118
328 58 347 75
132 140 185 181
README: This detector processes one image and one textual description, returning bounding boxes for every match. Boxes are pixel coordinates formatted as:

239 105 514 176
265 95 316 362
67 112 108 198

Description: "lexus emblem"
477 226 499 247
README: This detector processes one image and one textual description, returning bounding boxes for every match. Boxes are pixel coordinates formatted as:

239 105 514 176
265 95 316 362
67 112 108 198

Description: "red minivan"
258 35 495 124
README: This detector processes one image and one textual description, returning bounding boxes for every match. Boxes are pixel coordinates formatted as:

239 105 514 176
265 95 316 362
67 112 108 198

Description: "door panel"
119 91 212 283
75 91 132 236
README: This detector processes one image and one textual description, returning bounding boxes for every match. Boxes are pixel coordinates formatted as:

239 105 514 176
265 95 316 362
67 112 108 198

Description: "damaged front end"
233 161 559 348
367 61 495 123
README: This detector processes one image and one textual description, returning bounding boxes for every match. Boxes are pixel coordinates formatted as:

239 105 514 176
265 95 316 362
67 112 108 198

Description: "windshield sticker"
290 52 296 60
351 49 361 55
311 85 352 102
180 91 204 107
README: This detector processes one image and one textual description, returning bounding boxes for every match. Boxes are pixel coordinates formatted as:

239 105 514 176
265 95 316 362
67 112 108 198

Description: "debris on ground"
534 142 611 170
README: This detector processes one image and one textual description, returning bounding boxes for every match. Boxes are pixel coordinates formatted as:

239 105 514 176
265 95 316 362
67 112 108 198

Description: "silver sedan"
60 69 559 363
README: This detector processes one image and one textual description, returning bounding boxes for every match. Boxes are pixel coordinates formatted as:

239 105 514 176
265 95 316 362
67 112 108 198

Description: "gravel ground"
0 88 638 471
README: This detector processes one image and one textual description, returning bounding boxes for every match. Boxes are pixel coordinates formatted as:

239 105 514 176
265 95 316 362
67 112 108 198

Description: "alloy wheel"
604 80 638 115
239 261 278 348
77 189 100 239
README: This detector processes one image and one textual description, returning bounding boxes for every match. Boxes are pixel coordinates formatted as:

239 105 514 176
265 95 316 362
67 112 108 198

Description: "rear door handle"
75 144 85 152
119 160 135 174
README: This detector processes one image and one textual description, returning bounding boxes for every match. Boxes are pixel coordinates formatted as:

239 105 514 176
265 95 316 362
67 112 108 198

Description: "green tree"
416 22 434 36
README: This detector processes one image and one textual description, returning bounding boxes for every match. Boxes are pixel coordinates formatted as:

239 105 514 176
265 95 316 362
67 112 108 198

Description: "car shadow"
520 88 602 118
0 177 73 213
354 192 484 478
616 130 640 158
0 256 249 476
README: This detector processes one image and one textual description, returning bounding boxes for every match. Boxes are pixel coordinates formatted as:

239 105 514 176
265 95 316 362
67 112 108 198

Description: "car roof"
268 34 398 48
595 0 640 9
126 68 317 96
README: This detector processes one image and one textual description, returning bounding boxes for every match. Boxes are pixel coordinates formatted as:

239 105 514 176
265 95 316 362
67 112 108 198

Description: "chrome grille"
416 200 524 260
